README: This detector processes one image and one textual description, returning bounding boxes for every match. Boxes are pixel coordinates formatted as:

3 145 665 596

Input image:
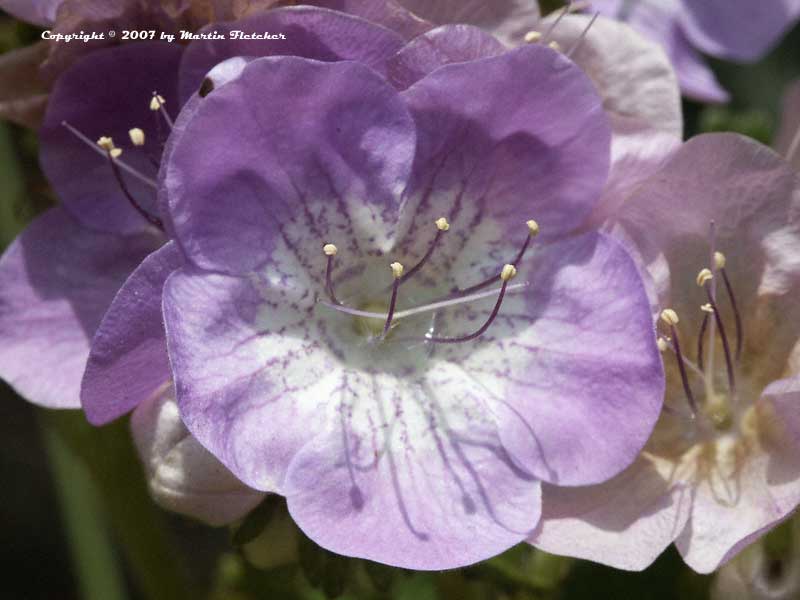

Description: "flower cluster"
0 0 798 579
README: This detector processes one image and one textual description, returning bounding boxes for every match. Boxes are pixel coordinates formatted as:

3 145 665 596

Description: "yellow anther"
109 148 123 158
548 40 561 52
500 264 517 282
714 251 726 269
701 303 714 313
696 268 713 287
128 128 145 146
660 308 679 326
96 136 115 151
657 338 669 352
322 243 338 257
524 30 542 44
149 95 166 111
435 217 450 231
390 262 404 279
527 219 540 236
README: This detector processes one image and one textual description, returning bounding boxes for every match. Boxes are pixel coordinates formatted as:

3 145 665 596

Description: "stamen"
423 264 516 344
150 92 173 129
660 309 698 417
715 252 743 361
786 119 800 165
698 270 736 393
323 243 340 305
696 305 712 371
566 12 599 58
457 220 539 296
541 2 571 44
61 121 158 189
548 41 561 52
100 139 164 231
399 218 449 284
381 262 404 339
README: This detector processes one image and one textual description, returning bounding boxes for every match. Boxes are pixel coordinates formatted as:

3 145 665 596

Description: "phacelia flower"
532 132 800 573
158 35 664 568
588 0 800 103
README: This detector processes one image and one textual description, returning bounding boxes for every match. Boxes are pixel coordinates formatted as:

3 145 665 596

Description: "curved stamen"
566 12 599 58
381 262 404 339
424 264 516 344
698 269 736 393
101 141 164 231
715 252 743 361
399 218 449 284
62 121 158 188
696 306 711 372
151 92 173 129
660 309 698 417
457 220 539 297
323 244 340 305
541 2 571 44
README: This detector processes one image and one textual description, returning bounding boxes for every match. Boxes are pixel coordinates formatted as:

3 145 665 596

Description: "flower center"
320 218 539 347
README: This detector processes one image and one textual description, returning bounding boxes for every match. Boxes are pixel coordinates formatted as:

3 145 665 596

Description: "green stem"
40 411 192 600
42 420 128 600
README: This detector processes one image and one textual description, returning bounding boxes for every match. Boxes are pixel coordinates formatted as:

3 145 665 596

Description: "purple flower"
531 133 800 573
589 0 800 103
157 30 664 566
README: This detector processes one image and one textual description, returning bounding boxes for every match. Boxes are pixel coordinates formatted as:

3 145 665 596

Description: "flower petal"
385 24 505 90
0 0 62 26
677 388 800 573
679 0 800 62
774 78 800 172
284 372 542 569
39 42 182 235
131 384 267 526
0 207 160 408
395 0 540 46
177 6 406 102
530 455 692 571
399 44 610 252
82 242 183 425
542 14 682 138
480 233 665 485
165 56 416 274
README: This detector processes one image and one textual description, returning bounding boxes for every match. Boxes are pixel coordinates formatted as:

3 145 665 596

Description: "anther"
97 136 115 151
696 268 713 287
423 264 515 344
524 31 542 44
399 218 448 284
109 148 122 158
323 244 340 305
381 262 404 339
548 40 561 52
714 251 726 269
657 337 669 352
129 128 145 146
659 309 698 416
